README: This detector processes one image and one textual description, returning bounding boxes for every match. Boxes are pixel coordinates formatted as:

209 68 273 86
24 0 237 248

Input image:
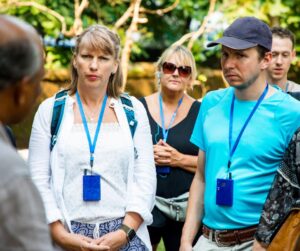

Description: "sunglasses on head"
162 62 192 78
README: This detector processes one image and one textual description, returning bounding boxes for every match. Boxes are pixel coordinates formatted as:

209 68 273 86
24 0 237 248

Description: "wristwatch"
120 224 136 242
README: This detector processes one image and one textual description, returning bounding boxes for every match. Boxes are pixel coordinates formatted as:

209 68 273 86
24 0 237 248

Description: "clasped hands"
154 139 182 167
61 229 127 251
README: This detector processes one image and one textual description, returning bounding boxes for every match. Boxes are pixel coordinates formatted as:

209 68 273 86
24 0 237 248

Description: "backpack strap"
50 89 68 152
120 93 138 159
120 93 137 138
49 91 137 154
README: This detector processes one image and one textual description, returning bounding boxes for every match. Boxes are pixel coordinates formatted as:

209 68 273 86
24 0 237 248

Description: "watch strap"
120 224 136 242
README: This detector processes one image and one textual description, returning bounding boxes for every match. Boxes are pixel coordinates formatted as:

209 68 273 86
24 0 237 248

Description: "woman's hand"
179 241 193 251
252 239 267 251
50 221 109 251
92 230 128 251
63 233 110 251
153 139 183 167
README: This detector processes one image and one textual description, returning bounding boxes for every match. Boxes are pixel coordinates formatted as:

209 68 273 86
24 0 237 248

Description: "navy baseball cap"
207 17 272 51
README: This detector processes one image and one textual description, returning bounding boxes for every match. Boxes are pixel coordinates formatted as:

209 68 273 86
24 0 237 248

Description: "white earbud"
155 71 161 79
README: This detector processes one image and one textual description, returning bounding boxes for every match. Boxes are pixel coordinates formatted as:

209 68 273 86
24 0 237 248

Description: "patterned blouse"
255 127 300 244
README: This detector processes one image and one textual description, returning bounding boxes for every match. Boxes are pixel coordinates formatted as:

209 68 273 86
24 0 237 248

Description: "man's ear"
292 49 296 61
12 76 31 107
261 51 272 70
13 78 28 107
6 76 38 124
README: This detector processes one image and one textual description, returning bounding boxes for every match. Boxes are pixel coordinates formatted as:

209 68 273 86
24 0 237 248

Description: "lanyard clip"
90 153 94 168
227 160 231 169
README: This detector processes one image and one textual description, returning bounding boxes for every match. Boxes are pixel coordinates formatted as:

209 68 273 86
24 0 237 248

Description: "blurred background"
1 0 300 149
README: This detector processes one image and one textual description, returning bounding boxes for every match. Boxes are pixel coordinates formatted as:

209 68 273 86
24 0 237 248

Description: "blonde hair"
156 45 197 88
68 24 123 98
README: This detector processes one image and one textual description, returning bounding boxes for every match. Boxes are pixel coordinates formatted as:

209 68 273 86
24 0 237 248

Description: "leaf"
42 20 56 30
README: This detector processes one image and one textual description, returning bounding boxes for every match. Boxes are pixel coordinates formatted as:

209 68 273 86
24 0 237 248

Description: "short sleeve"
190 95 211 151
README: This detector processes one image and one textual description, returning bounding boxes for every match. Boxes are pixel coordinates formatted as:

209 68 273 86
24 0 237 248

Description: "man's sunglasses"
162 62 192 78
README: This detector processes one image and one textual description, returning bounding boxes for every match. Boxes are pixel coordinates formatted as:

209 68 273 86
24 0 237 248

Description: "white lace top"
63 122 130 223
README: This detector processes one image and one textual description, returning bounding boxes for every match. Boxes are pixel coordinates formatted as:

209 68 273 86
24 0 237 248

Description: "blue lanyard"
228 84 269 171
159 94 183 142
76 92 108 169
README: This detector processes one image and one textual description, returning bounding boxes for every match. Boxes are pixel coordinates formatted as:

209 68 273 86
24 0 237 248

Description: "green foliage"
201 0 300 72
2 0 300 75
157 239 165 251
45 47 72 69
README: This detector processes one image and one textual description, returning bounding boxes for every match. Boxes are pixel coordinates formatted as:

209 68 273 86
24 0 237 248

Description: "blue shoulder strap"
49 91 137 153
50 89 68 152
120 93 137 138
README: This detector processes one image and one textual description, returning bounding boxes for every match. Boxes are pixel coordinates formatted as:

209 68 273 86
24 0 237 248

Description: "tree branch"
140 0 179 15
69 0 89 36
77 0 89 16
2 0 89 37
114 0 179 30
121 0 142 87
4 0 67 34
173 0 216 48
187 0 216 49
173 32 194 47
114 4 134 29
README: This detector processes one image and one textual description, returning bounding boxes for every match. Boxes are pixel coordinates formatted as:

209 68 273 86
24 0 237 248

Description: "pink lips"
274 68 283 72
86 74 99 81
225 74 239 80
168 77 180 83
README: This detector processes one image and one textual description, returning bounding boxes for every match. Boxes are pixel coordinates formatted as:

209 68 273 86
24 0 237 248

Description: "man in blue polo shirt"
179 17 300 251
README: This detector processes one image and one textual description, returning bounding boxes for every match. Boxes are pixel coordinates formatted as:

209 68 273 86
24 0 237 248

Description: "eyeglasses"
162 62 192 78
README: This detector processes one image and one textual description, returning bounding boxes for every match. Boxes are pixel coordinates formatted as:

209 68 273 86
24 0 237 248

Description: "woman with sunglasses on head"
29 24 156 251
140 45 201 251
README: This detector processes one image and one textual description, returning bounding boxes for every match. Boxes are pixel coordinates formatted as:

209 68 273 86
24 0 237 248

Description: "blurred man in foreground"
0 15 53 250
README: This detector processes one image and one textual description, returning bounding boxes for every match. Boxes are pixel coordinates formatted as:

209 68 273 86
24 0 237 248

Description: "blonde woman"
140 45 201 251
29 24 156 251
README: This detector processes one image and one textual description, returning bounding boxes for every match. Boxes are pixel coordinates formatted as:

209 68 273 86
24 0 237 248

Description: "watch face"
127 228 136 241
120 224 136 242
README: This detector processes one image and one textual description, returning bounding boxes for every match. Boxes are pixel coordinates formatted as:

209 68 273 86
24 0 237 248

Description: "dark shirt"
288 91 300 101
140 98 200 198
255 127 300 244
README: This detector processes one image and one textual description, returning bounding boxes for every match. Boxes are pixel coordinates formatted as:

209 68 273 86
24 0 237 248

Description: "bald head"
0 15 43 90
